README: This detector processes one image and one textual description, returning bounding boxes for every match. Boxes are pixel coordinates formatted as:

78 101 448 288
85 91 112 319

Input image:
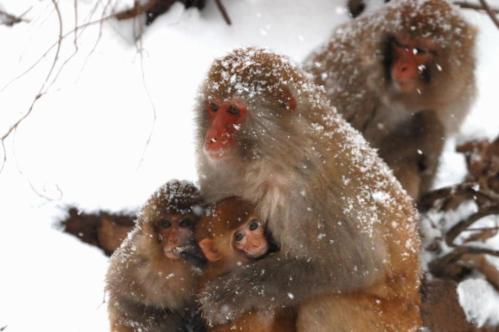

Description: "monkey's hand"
198 270 256 326
198 255 316 326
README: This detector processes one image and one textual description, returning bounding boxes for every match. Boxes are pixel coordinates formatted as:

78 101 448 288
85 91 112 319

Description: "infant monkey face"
155 213 198 260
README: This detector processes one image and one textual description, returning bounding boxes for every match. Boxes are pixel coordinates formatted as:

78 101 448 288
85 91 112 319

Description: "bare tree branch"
134 29 158 170
478 0 499 28
429 245 499 280
462 255 499 291
214 0 231 25
73 0 79 52
0 8 30 27
454 1 499 13
0 0 63 169
419 182 499 211
0 7 120 173
454 0 499 28
445 206 499 246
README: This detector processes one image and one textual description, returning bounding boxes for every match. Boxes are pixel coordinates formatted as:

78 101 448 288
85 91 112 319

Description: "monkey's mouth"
164 244 194 260
203 143 233 161
244 244 269 260
392 79 417 95
163 246 185 260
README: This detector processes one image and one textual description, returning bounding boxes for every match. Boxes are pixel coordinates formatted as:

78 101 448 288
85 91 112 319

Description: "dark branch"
214 0 232 25
454 0 499 28
445 205 499 246
418 182 499 211
454 1 499 13
478 0 499 28
0 9 29 27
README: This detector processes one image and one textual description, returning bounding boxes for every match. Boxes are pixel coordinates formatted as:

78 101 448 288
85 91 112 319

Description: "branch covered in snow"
422 135 499 302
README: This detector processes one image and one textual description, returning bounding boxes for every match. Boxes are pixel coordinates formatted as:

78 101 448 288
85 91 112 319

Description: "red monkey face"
203 99 247 159
155 214 197 260
198 216 269 264
232 218 268 259
386 34 437 96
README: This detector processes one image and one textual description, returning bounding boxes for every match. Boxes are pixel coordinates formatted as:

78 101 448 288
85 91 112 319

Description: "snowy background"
0 0 498 331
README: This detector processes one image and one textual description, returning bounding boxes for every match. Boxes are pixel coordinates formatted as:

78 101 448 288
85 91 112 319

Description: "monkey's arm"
198 249 383 325
379 110 445 200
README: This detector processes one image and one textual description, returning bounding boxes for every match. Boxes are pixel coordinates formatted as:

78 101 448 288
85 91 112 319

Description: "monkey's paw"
198 293 235 325
198 278 247 326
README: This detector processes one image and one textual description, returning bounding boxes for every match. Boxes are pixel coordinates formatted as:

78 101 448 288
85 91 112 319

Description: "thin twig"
0 0 63 171
478 0 499 28
462 255 499 291
454 1 499 14
461 226 499 231
445 205 499 246
430 246 499 274
0 12 114 94
80 0 113 74
0 9 30 26
214 0 232 25
135 36 157 170
73 0 79 52
419 182 499 211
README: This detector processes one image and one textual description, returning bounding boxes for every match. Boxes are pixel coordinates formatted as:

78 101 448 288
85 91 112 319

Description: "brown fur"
196 197 296 332
305 0 477 199
195 48 421 331
106 180 204 332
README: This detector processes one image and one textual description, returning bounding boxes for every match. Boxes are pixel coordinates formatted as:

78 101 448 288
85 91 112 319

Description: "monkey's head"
138 180 205 261
195 197 269 271
380 0 476 111
197 48 312 164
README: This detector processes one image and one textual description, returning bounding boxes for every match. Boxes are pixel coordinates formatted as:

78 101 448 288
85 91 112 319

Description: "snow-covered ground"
0 0 498 331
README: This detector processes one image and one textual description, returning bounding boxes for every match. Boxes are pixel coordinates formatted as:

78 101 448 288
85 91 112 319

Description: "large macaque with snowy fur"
305 0 477 200
195 48 421 331
106 180 205 332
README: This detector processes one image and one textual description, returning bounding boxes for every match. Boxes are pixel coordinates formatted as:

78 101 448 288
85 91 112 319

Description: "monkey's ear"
198 239 222 262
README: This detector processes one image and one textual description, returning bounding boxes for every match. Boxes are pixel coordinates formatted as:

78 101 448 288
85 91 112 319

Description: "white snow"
458 278 499 327
0 0 498 331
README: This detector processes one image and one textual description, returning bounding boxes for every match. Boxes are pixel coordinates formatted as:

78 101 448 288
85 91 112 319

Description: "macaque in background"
305 0 477 200
195 197 295 332
195 48 421 331
106 180 206 332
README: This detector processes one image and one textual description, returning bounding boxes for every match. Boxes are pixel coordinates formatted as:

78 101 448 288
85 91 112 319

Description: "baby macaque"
106 180 205 332
196 197 295 332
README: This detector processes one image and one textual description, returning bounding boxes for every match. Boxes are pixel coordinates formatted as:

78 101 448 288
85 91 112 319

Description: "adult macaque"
196 197 295 332
106 180 205 332
195 48 421 331
305 0 477 200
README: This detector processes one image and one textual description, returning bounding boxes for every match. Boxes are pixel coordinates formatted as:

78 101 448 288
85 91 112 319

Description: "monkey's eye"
234 231 245 242
249 220 260 231
179 218 193 228
227 105 240 116
209 102 218 113
412 47 427 55
159 219 171 229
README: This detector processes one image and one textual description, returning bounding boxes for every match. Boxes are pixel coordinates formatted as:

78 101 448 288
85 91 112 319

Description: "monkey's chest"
135 264 195 309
